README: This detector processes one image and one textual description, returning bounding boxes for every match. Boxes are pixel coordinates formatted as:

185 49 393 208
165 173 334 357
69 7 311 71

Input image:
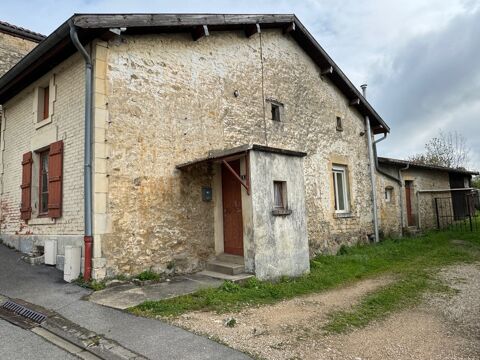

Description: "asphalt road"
0 244 250 360
0 318 76 359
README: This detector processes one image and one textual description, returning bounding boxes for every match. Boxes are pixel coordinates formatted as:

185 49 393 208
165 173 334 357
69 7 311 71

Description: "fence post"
435 198 440 229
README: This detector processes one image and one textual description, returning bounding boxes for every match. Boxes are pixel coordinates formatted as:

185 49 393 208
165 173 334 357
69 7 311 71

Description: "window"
273 181 287 209
336 116 343 131
271 103 281 121
20 140 63 221
38 149 49 215
333 164 349 212
42 86 49 120
385 187 393 202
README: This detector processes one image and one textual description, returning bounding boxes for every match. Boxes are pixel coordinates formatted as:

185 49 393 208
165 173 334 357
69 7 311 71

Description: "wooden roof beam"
245 23 261 38
349 98 360 106
283 22 295 34
192 25 209 41
321 66 333 76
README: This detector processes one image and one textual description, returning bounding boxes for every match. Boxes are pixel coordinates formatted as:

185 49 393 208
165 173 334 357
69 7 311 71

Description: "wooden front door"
222 160 244 256
405 181 415 226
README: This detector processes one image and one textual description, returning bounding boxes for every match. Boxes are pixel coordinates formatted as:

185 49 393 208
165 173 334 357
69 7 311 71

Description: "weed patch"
131 230 480 320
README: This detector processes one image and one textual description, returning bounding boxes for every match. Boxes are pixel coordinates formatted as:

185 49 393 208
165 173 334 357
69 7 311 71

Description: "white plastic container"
44 239 57 265
64 246 81 282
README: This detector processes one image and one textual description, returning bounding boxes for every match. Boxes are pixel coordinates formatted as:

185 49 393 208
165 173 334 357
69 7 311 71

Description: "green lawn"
130 229 480 332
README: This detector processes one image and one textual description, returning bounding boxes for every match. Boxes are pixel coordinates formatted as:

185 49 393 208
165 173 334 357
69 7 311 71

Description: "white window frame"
333 164 349 213
33 75 56 130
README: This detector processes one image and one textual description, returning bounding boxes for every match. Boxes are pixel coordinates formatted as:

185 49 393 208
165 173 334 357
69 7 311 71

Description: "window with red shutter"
48 140 63 218
20 152 33 220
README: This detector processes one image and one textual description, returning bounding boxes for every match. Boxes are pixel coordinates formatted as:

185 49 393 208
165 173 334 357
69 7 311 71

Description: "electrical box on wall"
202 186 212 202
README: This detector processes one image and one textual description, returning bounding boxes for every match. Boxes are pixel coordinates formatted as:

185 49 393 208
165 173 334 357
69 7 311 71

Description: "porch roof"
176 144 307 169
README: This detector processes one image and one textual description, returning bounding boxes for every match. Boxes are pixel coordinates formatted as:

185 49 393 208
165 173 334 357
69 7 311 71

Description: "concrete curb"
0 294 146 360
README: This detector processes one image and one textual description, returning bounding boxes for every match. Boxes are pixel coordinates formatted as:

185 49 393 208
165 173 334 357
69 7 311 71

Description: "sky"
1 0 479 170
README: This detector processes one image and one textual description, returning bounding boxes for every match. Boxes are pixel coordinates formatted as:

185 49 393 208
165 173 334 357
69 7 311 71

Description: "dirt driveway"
170 263 480 360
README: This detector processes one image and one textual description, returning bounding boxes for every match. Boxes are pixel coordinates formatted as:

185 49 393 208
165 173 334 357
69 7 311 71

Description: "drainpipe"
361 84 379 243
398 163 409 233
69 21 93 281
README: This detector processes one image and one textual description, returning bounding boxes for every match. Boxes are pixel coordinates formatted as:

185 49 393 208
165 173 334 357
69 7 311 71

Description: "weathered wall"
249 151 309 279
259 30 374 254
0 31 38 76
376 171 402 238
377 164 452 235
0 53 85 267
102 29 375 275
402 168 451 230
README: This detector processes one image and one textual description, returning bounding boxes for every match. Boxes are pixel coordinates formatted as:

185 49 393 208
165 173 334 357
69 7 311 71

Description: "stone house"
0 21 44 77
376 157 478 237
0 14 391 280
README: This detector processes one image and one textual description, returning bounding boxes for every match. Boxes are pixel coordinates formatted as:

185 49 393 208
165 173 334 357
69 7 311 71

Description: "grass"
74 269 161 291
130 229 480 331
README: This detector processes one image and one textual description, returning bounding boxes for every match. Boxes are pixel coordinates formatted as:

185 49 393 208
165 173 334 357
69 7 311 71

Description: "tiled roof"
0 20 45 42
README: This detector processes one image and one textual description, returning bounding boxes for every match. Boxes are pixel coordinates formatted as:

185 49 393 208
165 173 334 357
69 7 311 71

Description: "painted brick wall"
102 29 375 275
0 54 85 241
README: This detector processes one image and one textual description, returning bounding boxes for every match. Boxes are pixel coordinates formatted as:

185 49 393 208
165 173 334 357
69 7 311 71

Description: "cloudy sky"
1 0 479 170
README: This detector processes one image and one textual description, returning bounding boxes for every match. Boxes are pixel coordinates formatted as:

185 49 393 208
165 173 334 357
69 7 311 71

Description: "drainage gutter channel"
0 296 146 360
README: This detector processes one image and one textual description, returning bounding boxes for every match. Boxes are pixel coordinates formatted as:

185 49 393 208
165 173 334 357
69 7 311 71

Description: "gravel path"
170 263 480 360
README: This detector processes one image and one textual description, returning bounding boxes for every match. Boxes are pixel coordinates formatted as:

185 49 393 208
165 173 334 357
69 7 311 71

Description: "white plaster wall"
249 150 309 279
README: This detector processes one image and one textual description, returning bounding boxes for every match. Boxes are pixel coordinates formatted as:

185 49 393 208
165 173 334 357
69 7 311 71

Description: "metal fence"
434 191 479 232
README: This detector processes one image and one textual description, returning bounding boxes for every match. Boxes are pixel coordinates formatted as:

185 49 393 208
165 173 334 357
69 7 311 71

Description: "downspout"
372 134 404 235
69 21 93 281
398 163 409 233
361 84 379 243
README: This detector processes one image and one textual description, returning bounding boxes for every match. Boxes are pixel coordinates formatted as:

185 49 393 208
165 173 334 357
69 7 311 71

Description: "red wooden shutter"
20 152 33 220
48 140 63 218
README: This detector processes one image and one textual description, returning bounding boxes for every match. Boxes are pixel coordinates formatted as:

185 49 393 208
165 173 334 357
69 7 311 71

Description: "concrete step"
215 253 244 265
206 260 245 275
198 270 253 283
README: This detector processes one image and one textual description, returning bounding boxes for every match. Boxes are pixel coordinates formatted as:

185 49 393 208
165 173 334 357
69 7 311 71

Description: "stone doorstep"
0 295 146 360
198 270 254 283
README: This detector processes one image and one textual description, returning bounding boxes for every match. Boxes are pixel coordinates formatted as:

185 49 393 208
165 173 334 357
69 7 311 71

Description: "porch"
176 144 310 280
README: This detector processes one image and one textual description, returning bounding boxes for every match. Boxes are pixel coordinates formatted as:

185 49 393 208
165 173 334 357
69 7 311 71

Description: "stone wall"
0 53 85 267
0 31 38 76
249 150 309 279
377 164 452 236
102 29 375 275
376 171 402 238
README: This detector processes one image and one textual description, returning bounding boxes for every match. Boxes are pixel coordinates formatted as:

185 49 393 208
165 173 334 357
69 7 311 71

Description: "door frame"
405 180 415 226
213 156 249 257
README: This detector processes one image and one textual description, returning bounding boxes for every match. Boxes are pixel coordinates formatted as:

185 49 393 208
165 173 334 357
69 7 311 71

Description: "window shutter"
48 140 63 218
20 152 33 220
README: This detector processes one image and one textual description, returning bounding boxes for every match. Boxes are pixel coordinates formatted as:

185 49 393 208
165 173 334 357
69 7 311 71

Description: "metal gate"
435 191 479 232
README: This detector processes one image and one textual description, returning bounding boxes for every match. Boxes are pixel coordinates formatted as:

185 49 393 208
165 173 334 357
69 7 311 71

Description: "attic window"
336 116 343 131
271 102 283 122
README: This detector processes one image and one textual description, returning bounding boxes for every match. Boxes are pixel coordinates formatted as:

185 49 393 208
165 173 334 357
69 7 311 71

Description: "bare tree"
408 130 470 169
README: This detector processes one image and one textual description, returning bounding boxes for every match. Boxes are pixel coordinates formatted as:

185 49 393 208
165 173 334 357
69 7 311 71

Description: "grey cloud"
371 8 480 169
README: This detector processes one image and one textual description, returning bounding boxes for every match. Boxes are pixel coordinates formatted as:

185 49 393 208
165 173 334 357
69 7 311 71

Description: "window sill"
334 212 354 219
272 209 293 216
28 217 56 225
35 117 52 130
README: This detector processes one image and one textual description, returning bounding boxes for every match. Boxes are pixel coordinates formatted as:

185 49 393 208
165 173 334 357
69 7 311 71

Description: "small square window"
385 188 393 203
273 181 287 209
336 116 343 131
270 102 283 122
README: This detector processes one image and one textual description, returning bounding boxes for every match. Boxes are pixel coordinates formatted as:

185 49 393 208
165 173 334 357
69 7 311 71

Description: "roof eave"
0 14 389 132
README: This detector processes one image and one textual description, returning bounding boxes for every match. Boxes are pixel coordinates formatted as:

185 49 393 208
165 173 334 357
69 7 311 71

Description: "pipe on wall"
361 84 379 243
69 21 93 281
